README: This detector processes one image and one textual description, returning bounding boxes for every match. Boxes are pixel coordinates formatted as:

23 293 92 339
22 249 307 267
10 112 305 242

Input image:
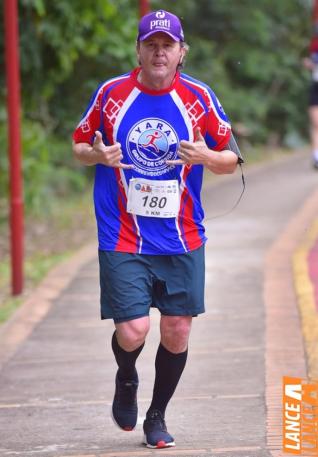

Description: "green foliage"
22 120 87 214
0 119 87 216
0 0 312 143
0 0 138 130
0 0 138 218
153 0 312 144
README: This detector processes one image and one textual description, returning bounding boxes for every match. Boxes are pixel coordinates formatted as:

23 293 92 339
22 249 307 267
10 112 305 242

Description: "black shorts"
98 245 205 323
309 82 318 106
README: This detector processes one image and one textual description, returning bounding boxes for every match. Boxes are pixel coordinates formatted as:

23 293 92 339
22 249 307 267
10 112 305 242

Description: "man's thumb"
94 130 103 143
195 127 205 142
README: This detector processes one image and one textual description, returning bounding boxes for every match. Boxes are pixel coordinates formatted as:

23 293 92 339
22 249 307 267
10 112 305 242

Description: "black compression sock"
111 331 144 380
148 343 188 416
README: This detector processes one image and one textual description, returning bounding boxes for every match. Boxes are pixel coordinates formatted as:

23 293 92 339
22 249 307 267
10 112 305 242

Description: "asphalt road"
0 152 317 457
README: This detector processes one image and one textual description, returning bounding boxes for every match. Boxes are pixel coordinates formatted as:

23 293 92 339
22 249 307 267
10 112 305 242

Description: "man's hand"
93 131 134 169
166 127 209 166
166 127 238 174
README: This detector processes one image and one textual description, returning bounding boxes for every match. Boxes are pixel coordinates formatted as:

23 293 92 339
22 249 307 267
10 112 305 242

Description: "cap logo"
138 10 184 42
156 11 165 19
150 19 171 31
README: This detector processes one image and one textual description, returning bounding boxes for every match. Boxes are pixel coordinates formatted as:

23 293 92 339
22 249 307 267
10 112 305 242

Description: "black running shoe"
143 409 175 448
112 370 138 431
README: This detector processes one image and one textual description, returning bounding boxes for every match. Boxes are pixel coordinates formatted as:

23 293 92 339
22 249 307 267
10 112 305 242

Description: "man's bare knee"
160 316 192 353
115 316 150 351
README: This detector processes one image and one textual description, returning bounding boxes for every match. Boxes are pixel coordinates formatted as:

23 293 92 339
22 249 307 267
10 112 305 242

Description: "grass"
0 188 95 325
0 297 23 325
0 252 70 324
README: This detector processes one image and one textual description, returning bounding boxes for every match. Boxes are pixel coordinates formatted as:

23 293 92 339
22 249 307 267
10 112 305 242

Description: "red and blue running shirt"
73 67 232 255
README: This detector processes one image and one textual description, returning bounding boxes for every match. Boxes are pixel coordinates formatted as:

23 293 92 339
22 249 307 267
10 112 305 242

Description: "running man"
73 9 243 449
141 131 163 152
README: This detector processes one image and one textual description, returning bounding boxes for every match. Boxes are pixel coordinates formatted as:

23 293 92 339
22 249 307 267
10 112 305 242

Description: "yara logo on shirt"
126 118 178 176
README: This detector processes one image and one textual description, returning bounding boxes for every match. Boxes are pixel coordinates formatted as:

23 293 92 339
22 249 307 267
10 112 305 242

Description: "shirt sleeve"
203 88 231 152
72 85 105 145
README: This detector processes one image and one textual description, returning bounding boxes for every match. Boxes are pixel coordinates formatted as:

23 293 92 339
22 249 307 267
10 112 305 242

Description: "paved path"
0 152 317 457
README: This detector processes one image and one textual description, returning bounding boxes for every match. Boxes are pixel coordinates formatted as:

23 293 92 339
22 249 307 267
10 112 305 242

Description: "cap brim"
138 30 180 42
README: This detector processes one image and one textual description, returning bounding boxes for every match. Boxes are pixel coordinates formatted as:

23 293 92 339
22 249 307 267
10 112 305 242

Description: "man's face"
137 32 185 87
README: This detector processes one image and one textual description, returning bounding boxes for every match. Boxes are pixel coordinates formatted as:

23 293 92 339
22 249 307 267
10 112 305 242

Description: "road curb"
0 241 97 371
293 217 318 379
265 187 318 455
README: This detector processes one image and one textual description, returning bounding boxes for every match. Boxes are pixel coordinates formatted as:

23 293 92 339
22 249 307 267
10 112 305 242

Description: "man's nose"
154 46 164 55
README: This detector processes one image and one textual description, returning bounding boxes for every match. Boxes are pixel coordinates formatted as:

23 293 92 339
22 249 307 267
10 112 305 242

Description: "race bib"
127 178 179 218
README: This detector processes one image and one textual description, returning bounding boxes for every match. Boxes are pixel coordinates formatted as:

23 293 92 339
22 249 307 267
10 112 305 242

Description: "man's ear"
179 47 186 65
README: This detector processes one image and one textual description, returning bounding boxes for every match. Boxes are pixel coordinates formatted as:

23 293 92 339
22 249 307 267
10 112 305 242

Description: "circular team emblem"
126 118 178 176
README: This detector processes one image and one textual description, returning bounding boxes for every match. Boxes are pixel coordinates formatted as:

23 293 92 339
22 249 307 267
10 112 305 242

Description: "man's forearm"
72 141 98 166
204 150 238 175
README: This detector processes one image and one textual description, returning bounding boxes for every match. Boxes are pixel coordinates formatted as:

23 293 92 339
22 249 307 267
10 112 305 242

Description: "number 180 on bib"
127 178 180 218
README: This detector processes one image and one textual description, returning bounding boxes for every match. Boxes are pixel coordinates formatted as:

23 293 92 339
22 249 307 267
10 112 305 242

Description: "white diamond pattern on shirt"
103 98 124 126
185 100 205 127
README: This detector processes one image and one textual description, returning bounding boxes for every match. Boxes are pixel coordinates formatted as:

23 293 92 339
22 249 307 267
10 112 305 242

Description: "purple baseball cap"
137 10 184 42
